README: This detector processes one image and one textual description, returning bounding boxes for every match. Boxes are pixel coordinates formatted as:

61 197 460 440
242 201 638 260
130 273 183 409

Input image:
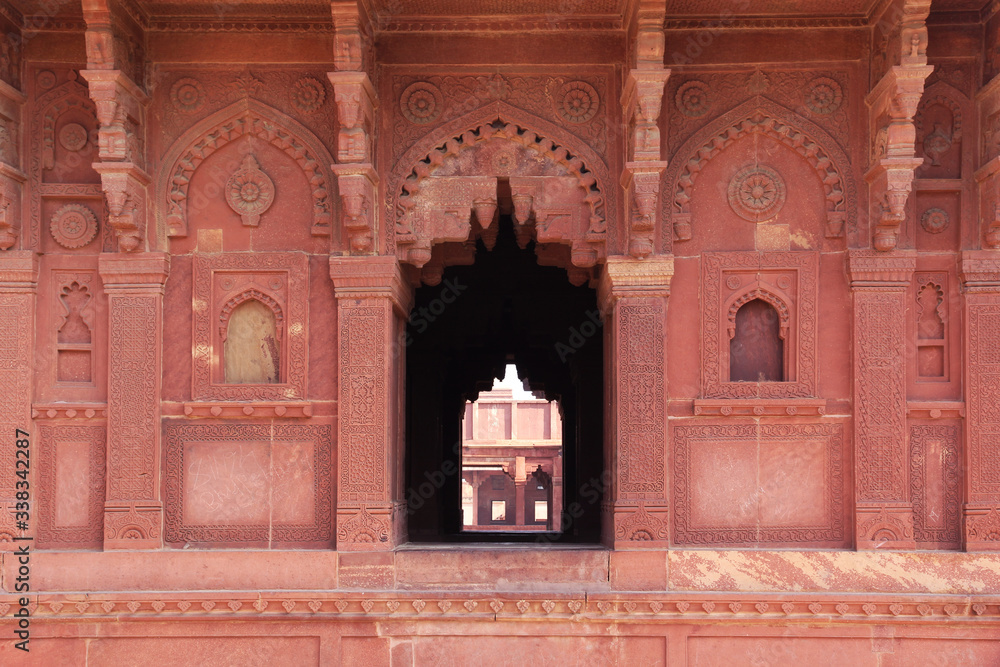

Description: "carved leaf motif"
596 601 611 613
835 603 849 615
516 600 529 613
729 602 742 613
973 603 986 616
336 601 349 612
862 603 877 616
808 603 822 614
622 601 637 613
675 602 688 613
702 602 715 613
781 603 794 614
253 599 268 612
489 600 503 613
361 600 374 613
127 601 140 613
464 600 477 612
917 604 932 616
755 602 768 614
387 601 401 613
568 601 583 613
889 603 904 616
202 601 215 612
438 601 451 612
649 602 663 613
412 600 426 613
49 603 63 613
542 600 556 614
228 601 242 612
282 600 295 613
153 601 167 612
308 601 322 612
76 603 90 613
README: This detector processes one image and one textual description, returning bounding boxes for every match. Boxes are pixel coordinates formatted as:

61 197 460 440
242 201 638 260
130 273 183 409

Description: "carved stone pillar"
330 256 412 551
961 252 1000 550
0 252 38 545
977 71 1000 248
598 256 672 548
0 79 25 252
99 252 169 549
850 250 916 549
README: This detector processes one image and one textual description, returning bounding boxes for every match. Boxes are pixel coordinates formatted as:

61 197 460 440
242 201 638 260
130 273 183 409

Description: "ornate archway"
387 102 615 280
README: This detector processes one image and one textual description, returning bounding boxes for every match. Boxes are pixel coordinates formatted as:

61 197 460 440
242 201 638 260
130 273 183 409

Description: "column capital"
98 252 170 288
329 255 412 314
0 250 39 287
597 254 673 308
961 251 1000 291
848 249 916 288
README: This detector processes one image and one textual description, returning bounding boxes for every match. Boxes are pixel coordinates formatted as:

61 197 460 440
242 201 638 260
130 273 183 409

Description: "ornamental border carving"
163 422 333 545
672 422 845 546
386 101 615 256
157 100 335 240
192 253 308 402
909 423 962 547
37 423 106 549
702 252 818 399
664 98 856 246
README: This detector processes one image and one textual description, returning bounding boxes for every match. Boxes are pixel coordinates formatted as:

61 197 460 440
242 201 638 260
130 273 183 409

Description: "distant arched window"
729 299 784 382
224 299 280 384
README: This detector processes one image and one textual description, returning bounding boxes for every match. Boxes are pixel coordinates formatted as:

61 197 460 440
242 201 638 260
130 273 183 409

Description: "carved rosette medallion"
58 122 88 152
554 80 599 124
805 77 843 115
225 154 274 226
920 207 949 234
292 77 326 114
400 82 444 125
170 77 206 114
50 203 98 249
676 80 710 117
37 69 56 90
728 165 786 221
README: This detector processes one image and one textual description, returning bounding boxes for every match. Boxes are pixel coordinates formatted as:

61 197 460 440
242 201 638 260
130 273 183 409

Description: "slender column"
961 253 1000 550
598 256 672 548
99 252 169 549
469 472 479 528
0 252 38 545
850 250 916 549
514 456 526 526
330 256 412 550
551 454 563 532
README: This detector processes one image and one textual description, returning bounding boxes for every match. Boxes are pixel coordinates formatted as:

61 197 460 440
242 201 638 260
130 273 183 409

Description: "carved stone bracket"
328 71 376 165
333 163 379 253
93 161 150 252
865 52 934 251
621 162 667 259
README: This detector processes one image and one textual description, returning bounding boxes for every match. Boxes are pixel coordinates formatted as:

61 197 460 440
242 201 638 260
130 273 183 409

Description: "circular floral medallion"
555 80 599 124
37 70 56 90
225 154 274 226
676 80 711 118
728 165 786 221
726 275 742 290
170 77 206 114
805 77 843 115
920 207 950 234
50 203 98 249
400 82 443 124
58 122 88 152
292 77 326 113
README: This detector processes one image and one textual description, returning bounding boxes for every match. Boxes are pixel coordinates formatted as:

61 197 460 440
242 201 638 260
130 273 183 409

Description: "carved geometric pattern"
57 122 88 152
224 154 275 227
337 506 390 545
672 423 844 545
291 76 326 114
617 301 664 495
104 503 162 544
854 289 907 502
675 80 710 118
0 294 33 497
968 302 1000 502
614 503 669 542
804 77 843 115
702 252 817 399
909 424 961 547
919 207 949 234
192 253 308 401
37 424 106 549
400 81 444 124
107 295 158 501
339 304 387 499
727 165 786 221
553 80 599 124
163 422 333 544
170 77 206 113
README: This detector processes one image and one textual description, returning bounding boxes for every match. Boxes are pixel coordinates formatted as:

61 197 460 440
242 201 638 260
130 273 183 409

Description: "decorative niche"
697 251 822 416
192 253 308 403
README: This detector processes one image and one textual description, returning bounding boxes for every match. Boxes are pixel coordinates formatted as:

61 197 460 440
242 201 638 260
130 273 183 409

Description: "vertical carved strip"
850 251 915 549
599 257 672 548
331 257 411 551
909 423 961 548
100 253 168 550
965 295 1000 549
0 252 37 547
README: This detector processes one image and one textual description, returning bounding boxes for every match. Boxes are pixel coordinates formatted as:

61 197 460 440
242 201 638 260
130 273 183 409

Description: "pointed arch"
156 99 336 243
663 97 857 247
386 101 615 258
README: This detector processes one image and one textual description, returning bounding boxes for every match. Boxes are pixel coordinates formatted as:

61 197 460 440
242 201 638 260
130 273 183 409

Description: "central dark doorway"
405 217 603 543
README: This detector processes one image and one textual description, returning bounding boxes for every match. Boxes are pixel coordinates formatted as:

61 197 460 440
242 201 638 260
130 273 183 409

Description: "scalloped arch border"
156 99 336 245
914 80 968 139
663 97 857 248
386 101 615 255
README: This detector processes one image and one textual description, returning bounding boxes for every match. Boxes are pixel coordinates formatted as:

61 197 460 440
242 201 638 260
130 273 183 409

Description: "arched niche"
223 297 281 385
156 100 336 249
663 98 857 249
729 298 785 383
388 102 615 281
914 81 967 181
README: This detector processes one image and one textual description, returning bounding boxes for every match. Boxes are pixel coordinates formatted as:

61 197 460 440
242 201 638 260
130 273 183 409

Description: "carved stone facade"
1 0 999 662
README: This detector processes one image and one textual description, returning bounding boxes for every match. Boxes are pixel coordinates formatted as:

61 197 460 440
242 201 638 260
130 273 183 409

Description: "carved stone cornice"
329 255 412 314
597 255 673 309
0 250 38 288
848 249 916 287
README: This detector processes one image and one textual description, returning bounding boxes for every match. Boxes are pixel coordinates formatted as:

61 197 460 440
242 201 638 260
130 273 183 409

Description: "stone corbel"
328 71 376 164
621 163 667 259
93 162 150 252
331 1 364 72
80 70 147 164
332 163 378 253
621 70 669 162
